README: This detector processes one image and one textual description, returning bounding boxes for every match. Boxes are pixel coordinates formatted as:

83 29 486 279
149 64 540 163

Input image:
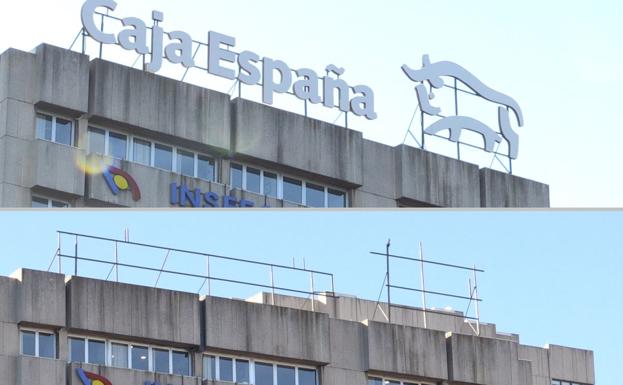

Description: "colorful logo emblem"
76 368 113 385
103 166 141 201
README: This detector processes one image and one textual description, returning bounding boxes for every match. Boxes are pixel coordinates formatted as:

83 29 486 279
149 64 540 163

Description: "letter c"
81 0 118 44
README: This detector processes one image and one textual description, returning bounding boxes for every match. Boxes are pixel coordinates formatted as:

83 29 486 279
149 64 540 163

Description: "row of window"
36 113 348 207
368 377 432 385
552 381 587 385
203 355 317 385
230 164 346 207
31 196 69 208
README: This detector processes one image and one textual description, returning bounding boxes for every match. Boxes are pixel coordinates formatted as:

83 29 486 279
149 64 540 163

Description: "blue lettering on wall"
170 182 264 208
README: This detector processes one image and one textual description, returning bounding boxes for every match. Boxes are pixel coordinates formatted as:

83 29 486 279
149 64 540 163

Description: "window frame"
367 376 435 385
20 328 57 359
31 196 69 208
229 163 348 208
36 112 75 146
202 352 318 385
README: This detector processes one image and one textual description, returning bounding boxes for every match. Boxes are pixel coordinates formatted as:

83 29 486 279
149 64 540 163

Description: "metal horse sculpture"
402 55 523 159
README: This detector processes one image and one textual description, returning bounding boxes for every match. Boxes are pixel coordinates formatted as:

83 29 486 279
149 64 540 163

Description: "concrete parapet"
69 363 202 385
0 275 18 323
395 145 480 207
89 59 231 151
547 344 594 384
16 356 66 385
10 269 66 328
31 139 85 196
321 366 367 385
479 168 550 207
519 345 551 385
329 319 367 371
66 276 201 346
203 296 330 364
360 140 396 200
365 320 448 380
232 98 363 186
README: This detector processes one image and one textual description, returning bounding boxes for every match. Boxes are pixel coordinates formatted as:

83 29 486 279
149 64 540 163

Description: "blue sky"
1 1 622 206
0 211 621 384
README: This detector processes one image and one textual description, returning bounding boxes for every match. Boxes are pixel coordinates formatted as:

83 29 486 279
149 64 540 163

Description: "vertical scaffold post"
421 110 425 149
74 235 78 276
270 265 275 305
386 239 391 324
81 28 86 55
99 13 104 59
474 265 481 336
207 255 211 296
115 241 119 282
454 78 461 160
57 232 62 274
419 241 428 329
310 271 315 312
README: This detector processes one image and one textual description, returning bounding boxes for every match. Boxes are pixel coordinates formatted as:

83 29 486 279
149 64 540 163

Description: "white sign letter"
81 0 117 44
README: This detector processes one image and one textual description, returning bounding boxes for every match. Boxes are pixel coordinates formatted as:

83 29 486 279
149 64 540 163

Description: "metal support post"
386 239 391 324
270 266 275 305
454 78 461 160
473 265 480 335
419 241 428 328
115 241 119 282
310 272 315 312
207 255 211 296
74 235 78 276
58 232 62 273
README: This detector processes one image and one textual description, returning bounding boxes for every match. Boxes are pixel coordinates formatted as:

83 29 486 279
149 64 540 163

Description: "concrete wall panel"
232 98 363 186
17 356 66 385
322 366 367 385
480 168 549 207
0 355 17 385
0 48 36 104
548 345 594 384
89 59 231 150
360 140 396 199
0 276 17 323
31 140 86 196
519 345 551 385
395 145 480 207
329 319 367 371
366 321 448 380
67 276 200 346
68 363 202 385
0 98 36 140
204 296 330 363
10 269 66 327
0 322 19 356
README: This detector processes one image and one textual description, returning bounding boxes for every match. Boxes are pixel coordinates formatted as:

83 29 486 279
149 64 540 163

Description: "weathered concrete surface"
359 140 396 201
31 139 85 196
395 145 480 207
0 322 19 356
0 48 36 104
89 59 231 150
0 182 31 207
0 98 36 140
480 168 550 207
0 275 17 323
68 363 203 385
0 355 17 385
67 276 201 346
548 344 595 384
329 319 367 371
10 269 66 327
204 296 330 363
519 345 550 385
365 320 448 380
322 366 367 385
518 360 534 385
232 98 363 186
17 356 66 385
446 332 522 385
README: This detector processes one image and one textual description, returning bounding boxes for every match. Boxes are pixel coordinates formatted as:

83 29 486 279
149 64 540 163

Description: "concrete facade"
0 269 593 385
0 43 549 208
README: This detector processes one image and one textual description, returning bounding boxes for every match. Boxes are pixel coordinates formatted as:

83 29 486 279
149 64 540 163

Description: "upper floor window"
20 329 56 358
229 163 347 207
368 377 433 385
68 336 190 376
203 354 317 385
36 113 73 146
87 127 216 182
31 196 69 208
552 381 586 385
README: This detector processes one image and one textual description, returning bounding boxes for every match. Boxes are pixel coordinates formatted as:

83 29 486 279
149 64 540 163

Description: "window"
552 381 586 385
305 183 325 208
88 127 106 154
31 196 69 208
327 189 346 208
263 172 278 198
20 330 56 358
133 138 152 166
154 144 173 171
36 113 73 146
283 177 302 204
198 155 215 181
368 377 433 385
230 163 243 188
177 149 195 177
68 336 189 375
203 354 317 385
108 132 128 160
246 167 261 193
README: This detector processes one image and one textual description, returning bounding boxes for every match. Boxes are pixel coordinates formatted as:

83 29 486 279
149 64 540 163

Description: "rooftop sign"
80 0 377 120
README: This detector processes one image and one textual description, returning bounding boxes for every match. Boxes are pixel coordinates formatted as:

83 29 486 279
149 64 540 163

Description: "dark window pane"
255 362 273 385
177 149 195 177
203 356 216 380
328 189 346 208
21 331 36 356
246 167 261 193
111 343 128 368
131 345 149 371
299 368 317 385
172 351 189 376
154 144 173 171
263 172 278 198
38 333 55 358
219 357 233 381
88 340 106 365
69 337 85 362
55 118 72 145
198 156 215 181
277 365 295 385
230 164 243 189
368 378 383 385
36 114 53 141
153 348 170 373
51 200 68 208
31 197 49 208
386 381 400 385
88 128 106 154
305 183 325 207
109 132 127 160
236 359 250 384
283 177 302 204
133 138 151 166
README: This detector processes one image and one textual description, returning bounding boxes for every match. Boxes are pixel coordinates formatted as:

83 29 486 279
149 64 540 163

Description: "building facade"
0 268 593 385
0 44 550 208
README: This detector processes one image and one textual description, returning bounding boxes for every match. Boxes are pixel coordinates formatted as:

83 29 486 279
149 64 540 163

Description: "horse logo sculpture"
402 55 523 159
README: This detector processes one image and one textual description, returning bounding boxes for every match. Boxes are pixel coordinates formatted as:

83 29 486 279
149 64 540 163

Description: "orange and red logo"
76 368 113 385
103 166 141 201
